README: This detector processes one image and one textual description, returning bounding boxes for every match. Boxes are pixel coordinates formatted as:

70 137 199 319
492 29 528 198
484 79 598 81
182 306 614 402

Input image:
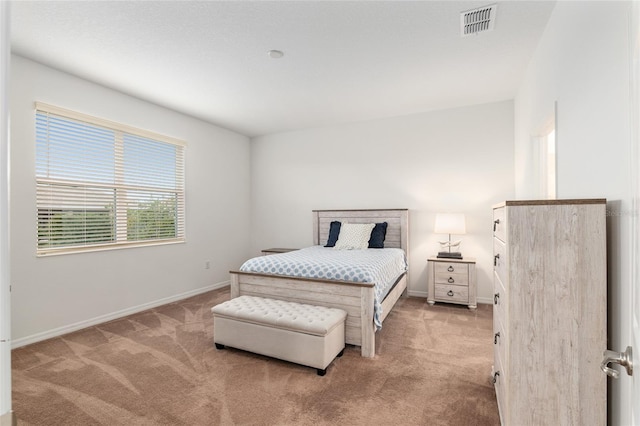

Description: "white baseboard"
476 296 492 305
12 281 230 349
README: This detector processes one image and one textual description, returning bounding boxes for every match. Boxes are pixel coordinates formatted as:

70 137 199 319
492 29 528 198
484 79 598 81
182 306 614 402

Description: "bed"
229 209 409 358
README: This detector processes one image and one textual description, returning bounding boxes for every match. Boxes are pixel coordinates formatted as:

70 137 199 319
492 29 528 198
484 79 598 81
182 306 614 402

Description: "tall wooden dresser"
491 199 607 425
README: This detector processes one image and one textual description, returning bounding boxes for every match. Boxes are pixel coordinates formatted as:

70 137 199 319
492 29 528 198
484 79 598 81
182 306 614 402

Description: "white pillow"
334 223 376 250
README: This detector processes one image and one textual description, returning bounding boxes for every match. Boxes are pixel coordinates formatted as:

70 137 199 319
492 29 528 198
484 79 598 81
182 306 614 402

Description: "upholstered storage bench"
211 295 347 376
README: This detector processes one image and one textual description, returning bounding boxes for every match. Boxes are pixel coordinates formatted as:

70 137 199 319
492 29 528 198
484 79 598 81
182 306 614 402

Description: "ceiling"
10 1 556 137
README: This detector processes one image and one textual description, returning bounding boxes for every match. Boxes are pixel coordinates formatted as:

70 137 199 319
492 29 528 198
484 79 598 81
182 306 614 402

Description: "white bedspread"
239 246 408 329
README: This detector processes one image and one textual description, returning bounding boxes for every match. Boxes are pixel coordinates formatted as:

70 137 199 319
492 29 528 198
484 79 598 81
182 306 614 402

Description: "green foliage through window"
38 208 115 248
127 198 177 241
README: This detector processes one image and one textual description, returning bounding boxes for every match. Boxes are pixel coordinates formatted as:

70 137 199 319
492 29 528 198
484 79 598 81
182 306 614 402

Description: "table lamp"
434 213 466 259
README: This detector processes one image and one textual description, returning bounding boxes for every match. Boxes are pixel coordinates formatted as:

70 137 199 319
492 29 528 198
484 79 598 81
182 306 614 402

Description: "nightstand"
261 248 298 255
427 256 477 309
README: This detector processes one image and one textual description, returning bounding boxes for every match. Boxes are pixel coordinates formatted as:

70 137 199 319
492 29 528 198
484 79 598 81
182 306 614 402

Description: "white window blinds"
35 102 185 255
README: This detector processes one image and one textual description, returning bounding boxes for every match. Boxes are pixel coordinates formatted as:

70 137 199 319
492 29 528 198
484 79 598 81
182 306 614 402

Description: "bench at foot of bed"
211 295 347 376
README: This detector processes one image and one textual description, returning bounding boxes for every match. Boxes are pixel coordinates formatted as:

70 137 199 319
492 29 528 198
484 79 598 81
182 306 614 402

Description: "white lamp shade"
434 213 466 235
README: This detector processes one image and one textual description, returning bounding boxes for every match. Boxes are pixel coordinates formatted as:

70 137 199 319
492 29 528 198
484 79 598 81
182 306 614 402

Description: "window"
539 127 556 199
35 103 185 255
534 103 557 199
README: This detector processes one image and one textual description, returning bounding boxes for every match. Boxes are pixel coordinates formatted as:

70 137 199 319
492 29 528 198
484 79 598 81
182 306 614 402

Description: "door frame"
629 1 639 424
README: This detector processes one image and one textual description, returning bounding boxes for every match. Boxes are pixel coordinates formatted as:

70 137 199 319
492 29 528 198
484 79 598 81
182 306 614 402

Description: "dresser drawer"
493 206 506 242
435 284 469 303
493 346 507 425
493 270 508 325
493 316 507 377
493 237 507 285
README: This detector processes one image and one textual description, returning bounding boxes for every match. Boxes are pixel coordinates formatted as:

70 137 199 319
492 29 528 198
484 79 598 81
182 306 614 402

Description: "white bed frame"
229 209 409 358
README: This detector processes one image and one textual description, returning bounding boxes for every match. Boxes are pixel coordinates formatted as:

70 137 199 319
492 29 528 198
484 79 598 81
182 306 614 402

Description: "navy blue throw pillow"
325 221 342 247
368 222 388 248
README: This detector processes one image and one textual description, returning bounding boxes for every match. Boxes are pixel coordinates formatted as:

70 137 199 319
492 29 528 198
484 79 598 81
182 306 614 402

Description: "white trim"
37 239 185 257
629 2 640 422
476 296 493 305
11 281 229 349
0 0 10 418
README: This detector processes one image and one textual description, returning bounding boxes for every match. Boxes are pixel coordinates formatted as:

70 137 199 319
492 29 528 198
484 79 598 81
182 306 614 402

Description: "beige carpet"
12 288 499 425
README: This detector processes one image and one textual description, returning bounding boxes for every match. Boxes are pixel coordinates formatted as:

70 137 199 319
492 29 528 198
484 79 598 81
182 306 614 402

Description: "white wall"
251 101 515 302
514 2 632 424
10 55 252 345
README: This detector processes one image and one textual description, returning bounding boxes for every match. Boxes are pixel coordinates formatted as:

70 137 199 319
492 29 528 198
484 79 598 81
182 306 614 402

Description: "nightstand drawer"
261 248 298 255
434 284 468 303
435 272 468 286
434 262 469 275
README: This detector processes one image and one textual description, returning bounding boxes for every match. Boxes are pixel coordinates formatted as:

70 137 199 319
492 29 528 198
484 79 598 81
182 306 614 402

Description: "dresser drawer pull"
492 371 500 384
447 290 454 297
447 277 455 283
494 332 500 345
447 265 454 272
494 293 500 305
494 253 500 266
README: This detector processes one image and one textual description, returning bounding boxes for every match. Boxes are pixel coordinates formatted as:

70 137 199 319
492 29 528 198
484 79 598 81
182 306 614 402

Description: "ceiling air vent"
461 4 497 37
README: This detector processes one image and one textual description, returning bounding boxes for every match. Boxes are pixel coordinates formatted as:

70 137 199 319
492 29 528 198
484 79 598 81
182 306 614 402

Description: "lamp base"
437 251 463 259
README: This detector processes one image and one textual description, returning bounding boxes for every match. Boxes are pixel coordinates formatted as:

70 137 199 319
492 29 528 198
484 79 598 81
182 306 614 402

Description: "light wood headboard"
312 209 409 254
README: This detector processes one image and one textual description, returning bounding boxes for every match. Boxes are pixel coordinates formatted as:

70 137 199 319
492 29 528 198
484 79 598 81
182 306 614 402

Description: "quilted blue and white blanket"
239 246 408 329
